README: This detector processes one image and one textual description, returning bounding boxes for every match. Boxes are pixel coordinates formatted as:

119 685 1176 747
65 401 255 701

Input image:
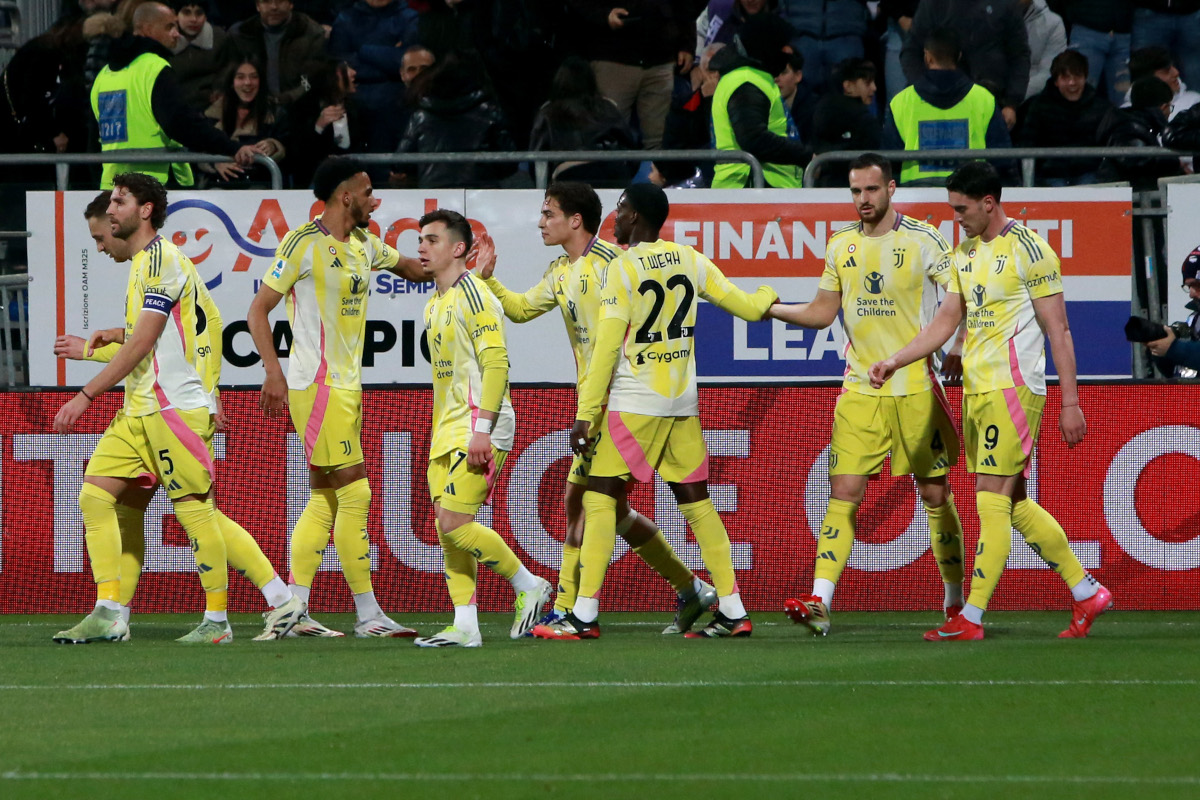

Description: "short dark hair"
312 156 368 201
418 209 473 252
946 161 1002 202
785 50 804 72
84 190 112 221
111 172 168 230
1050 49 1089 80
545 182 602 234
924 27 961 67
836 57 876 85
1130 75 1174 109
623 183 670 232
847 152 892 183
1129 46 1174 83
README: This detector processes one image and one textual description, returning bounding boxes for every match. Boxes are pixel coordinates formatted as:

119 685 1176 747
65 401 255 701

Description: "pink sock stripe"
1002 387 1034 477
608 411 654 482
682 450 709 483
160 406 215 478
1007 334 1026 387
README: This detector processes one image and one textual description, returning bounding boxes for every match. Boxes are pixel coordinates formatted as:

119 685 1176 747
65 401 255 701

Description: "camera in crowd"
1124 316 1195 343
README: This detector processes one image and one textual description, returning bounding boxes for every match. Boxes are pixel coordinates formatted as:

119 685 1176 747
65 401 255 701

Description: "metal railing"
0 273 28 386
0 150 284 191
802 146 1193 189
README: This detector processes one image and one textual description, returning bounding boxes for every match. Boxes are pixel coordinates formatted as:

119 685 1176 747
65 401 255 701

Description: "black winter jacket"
396 88 517 188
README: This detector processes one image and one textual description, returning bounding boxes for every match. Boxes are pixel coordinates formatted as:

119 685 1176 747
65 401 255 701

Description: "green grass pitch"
1 611 1198 800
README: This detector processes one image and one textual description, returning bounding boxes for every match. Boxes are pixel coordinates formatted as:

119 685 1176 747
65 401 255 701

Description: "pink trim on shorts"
681 450 709 483
303 322 330 463
1007 333 1026 387
926 358 956 425
159 405 215 478
1002 386 1035 478
607 411 654 483
136 472 157 489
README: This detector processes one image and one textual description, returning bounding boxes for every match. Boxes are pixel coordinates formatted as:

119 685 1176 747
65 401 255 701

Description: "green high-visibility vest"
889 82 995 184
91 52 194 189
712 66 803 188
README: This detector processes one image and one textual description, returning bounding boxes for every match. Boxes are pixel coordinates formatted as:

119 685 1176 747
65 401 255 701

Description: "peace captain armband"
473 417 494 434
142 291 175 315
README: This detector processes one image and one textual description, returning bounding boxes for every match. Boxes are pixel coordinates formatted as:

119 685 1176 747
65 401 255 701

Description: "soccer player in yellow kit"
476 181 717 635
52 174 304 644
764 153 966 635
248 157 426 638
411 210 552 648
870 161 1113 640
534 183 778 640
53 191 304 642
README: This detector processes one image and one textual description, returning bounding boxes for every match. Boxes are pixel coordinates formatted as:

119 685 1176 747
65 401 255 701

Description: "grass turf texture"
1 612 1198 800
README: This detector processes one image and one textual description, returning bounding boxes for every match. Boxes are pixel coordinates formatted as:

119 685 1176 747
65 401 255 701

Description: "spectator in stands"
884 27 1011 185
1021 0 1066 100
1127 46 1200 119
330 0 420 156
1017 50 1111 185
1056 0 1133 106
395 44 434 137
394 50 517 188
1097 75 1182 188
170 0 227 111
1132 1 1200 88
287 58 364 186
203 57 286 185
776 0 869 93
529 56 639 188
810 57 880 186
901 0 1030 129
696 0 778 51
221 0 328 105
880 0 917 102
91 2 257 188
711 15 808 188
566 1 699 150
775 49 818 143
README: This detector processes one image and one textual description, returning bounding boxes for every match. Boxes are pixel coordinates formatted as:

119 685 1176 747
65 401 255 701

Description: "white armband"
473 417 494 434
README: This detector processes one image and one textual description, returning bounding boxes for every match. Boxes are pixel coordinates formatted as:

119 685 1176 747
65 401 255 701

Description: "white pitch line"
1 771 1197 786
0 679 1193 691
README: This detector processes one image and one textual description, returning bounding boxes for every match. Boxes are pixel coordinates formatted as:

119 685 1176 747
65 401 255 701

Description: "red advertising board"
1 385 1196 614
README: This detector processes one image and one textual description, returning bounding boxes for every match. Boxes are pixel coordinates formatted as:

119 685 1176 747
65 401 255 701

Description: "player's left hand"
214 395 229 432
941 351 963 383
868 359 896 389
54 392 91 433
54 334 87 360
570 419 593 456
467 430 493 471
1060 404 1086 448
473 232 496 278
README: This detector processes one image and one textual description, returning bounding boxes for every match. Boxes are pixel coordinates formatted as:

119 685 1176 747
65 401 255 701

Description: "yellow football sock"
556 544 581 612
115 502 145 606
173 498 228 607
333 479 373 594
925 496 965 586
80 483 121 602
812 498 857 587
629 526 694 594
966 491 1014 610
1012 498 1087 589
436 519 478 606
678 498 736 596
442 521 521 580
217 511 275 589
289 488 337 588
577 491 618 599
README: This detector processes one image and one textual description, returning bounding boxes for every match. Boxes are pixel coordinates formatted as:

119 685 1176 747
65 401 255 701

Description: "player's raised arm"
246 284 288 416
869 292 966 388
695 255 778 321
476 233 558 323
1032 292 1086 447
765 289 842 328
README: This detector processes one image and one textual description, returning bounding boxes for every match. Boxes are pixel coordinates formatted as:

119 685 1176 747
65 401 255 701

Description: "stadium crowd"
2 0 1200 195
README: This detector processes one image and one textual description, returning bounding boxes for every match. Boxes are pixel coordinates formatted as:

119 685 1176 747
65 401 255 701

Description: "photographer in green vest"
711 15 809 188
882 27 1010 186
91 2 259 189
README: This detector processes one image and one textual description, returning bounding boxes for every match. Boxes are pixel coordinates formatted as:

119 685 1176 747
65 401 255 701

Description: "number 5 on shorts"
158 448 174 475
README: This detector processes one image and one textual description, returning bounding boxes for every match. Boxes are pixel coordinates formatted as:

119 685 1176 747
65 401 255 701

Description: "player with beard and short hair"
764 152 966 636
246 157 427 638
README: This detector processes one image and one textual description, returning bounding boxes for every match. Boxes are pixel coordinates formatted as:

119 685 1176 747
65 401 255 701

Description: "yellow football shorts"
830 388 959 478
428 447 509 515
86 407 215 500
567 404 607 486
962 386 1045 477
589 410 708 484
289 384 363 470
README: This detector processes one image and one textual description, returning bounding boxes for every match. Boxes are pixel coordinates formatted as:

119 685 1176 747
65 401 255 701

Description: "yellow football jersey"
484 236 619 385
578 239 776 421
821 214 955 396
263 220 400 391
949 219 1062 395
121 236 212 417
424 271 516 459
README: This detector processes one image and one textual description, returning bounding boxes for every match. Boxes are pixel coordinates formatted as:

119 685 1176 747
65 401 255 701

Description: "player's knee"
334 477 370 508
79 482 118 517
669 480 709 505
917 480 950 508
